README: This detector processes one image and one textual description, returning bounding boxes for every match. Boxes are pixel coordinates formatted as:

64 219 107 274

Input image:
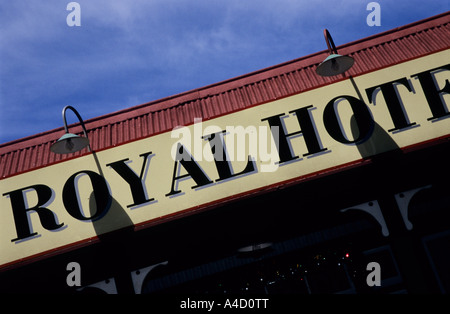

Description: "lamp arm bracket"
62 105 89 139
324 29 338 55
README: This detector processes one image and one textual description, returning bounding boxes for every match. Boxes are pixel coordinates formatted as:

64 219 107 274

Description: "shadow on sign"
352 117 401 159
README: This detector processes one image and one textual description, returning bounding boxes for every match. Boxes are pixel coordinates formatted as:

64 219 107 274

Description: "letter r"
3 185 63 242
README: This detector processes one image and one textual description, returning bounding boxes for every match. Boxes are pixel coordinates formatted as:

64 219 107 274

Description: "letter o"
63 170 111 221
323 95 374 144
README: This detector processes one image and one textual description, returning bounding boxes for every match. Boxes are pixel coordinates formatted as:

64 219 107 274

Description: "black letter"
412 64 450 121
165 144 213 197
365 78 416 132
323 95 374 144
63 171 111 221
290 106 328 157
106 152 155 208
3 185 63 242
202 131 255 182
261 106 327 164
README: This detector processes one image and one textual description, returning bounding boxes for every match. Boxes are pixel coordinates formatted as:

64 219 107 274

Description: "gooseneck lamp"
316 29 354 77
50 105 91 154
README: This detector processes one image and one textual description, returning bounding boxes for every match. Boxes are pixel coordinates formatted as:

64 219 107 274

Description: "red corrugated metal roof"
1 12 449 179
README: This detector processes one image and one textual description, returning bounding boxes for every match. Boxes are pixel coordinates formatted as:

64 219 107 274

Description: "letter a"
366 262 381 287
66 262 81 287
66 2 81 27
366 2 381 27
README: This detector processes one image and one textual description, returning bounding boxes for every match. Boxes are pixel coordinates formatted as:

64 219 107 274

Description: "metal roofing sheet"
1 12 449 179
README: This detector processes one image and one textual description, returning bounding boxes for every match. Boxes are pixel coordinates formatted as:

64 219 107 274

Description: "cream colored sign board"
1 50 449 268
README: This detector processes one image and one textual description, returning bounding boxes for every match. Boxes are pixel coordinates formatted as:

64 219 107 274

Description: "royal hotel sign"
1 50 449 269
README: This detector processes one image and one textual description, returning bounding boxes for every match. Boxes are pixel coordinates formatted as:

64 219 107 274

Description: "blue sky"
0 1 448 144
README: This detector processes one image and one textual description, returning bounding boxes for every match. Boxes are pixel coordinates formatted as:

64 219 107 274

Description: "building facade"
0 12 449 294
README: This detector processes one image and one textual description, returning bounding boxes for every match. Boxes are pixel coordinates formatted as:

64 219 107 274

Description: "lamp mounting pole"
315 29 354 77
61 105 91 152
62 105 91 152
323 29 338 55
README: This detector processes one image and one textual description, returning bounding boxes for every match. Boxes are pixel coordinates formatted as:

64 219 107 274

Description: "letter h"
261 105 327 164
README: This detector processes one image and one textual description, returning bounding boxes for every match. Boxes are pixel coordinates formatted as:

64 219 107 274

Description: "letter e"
366 262 381 287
